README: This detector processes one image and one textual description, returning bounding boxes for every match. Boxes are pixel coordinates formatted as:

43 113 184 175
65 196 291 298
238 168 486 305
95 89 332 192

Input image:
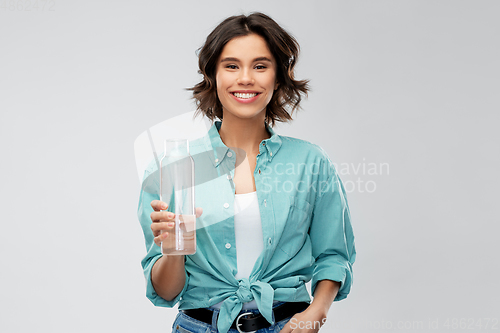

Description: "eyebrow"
220 57 273 63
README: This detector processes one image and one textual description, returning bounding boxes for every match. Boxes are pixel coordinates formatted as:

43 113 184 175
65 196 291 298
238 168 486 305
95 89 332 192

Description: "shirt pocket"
276 196 313 258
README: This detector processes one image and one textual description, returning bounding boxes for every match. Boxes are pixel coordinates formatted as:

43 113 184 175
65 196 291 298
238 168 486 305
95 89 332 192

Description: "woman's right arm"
149 200 202 301
151 254 186 301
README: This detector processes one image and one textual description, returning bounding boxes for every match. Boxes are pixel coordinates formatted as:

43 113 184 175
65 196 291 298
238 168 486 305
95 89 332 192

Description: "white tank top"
210 191 269 310
234 191 264 281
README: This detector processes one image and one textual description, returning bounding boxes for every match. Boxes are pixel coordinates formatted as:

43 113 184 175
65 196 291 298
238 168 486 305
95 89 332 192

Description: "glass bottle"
160 139 196 255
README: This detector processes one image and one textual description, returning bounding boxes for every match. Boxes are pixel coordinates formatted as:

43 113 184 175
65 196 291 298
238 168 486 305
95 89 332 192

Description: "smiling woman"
137 12 356 333
188 12 309 127
215 34 278 122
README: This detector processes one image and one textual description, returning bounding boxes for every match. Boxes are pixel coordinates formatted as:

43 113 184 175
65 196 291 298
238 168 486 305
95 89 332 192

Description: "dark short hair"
188 12 309 127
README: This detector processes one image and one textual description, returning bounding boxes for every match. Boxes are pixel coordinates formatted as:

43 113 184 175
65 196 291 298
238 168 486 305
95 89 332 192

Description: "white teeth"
233 92 258 99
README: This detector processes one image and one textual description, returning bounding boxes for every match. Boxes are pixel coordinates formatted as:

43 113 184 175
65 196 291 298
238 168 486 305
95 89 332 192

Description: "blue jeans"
171 303 292 333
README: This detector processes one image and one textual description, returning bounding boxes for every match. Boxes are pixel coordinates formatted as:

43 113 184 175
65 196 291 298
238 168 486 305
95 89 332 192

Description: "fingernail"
161 203 167 209
167 222 175 227
168 213 174 219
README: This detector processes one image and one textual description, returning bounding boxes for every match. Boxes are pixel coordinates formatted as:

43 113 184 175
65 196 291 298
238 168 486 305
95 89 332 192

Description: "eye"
226 64 238 69
255 65 267 70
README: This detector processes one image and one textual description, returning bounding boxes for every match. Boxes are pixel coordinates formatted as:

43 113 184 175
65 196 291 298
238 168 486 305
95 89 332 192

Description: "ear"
274 81 279 90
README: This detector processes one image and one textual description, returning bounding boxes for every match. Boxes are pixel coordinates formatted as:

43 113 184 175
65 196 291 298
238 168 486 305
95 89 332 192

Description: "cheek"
264 72 277 91
264 76 277 99
216 73 228 93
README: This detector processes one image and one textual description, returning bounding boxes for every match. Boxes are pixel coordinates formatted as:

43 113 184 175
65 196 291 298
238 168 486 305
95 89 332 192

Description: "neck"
218 112 271 155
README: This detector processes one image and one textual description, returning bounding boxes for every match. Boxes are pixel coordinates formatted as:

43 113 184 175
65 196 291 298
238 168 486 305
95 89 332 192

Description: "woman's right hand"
150 200 203 247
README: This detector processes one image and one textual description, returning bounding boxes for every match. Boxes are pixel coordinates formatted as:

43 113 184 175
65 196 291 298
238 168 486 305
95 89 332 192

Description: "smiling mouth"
231 92 259 99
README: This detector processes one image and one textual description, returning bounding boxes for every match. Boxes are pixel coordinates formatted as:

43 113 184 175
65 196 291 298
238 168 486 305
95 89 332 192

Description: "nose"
237 68 254 85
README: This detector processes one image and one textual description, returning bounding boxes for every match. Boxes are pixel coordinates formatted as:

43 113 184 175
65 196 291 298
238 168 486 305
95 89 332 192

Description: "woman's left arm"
309 279 340 316
281 150 356 333
279 280 339 333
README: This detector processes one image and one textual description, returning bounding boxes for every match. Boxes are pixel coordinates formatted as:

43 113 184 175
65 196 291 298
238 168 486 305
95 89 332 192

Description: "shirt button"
227 152 233 157
227 174 232 180
270 151 273 156
215 158 219 163
268 238 272 245
225 243 231 249
224 203 229 208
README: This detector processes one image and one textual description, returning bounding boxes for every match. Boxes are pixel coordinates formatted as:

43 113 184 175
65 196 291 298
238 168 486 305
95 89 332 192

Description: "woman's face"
215 33 278 121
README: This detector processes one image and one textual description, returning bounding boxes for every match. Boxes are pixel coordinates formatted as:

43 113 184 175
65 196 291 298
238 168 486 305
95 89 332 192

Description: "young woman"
138 12 356 333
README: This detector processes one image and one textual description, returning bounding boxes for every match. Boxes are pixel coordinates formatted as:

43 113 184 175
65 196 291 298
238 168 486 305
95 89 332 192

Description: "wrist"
306 302 328 319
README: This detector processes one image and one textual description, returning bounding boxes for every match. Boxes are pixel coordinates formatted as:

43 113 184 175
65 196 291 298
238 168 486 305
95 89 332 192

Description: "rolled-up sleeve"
137 166 189 307
309 154 356 301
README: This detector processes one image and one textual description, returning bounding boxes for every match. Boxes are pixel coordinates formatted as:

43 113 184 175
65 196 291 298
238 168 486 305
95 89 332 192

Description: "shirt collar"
204 120 282 168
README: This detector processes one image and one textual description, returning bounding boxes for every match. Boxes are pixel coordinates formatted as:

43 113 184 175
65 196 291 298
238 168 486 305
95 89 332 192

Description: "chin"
223 107 265 119
235 111 265 120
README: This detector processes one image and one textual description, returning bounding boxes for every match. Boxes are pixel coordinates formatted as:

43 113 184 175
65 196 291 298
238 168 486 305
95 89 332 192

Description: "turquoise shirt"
137 120 356 333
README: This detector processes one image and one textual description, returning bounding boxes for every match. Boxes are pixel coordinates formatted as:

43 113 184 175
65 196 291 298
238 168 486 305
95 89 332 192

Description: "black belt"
182 302 309 332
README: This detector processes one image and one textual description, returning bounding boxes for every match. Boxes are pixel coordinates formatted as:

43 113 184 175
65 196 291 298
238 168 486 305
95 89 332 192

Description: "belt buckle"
235 312 256 333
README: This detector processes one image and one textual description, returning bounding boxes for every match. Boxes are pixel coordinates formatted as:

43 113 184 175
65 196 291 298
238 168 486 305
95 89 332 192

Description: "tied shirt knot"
217 278 275 333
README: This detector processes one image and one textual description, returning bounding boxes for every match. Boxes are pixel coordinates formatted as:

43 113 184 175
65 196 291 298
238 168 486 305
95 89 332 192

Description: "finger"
195 207 203 218
151 200 168 212
151 211 175 222
151 221 175 235
154 231 169 247
279 320 295 333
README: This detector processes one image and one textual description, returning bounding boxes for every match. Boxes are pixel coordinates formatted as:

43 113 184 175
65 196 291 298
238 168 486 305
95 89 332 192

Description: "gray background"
1 0 499 332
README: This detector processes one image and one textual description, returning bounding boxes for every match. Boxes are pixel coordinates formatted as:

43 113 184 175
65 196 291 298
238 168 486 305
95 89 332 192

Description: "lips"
231 92 260 99
229 91 261 104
